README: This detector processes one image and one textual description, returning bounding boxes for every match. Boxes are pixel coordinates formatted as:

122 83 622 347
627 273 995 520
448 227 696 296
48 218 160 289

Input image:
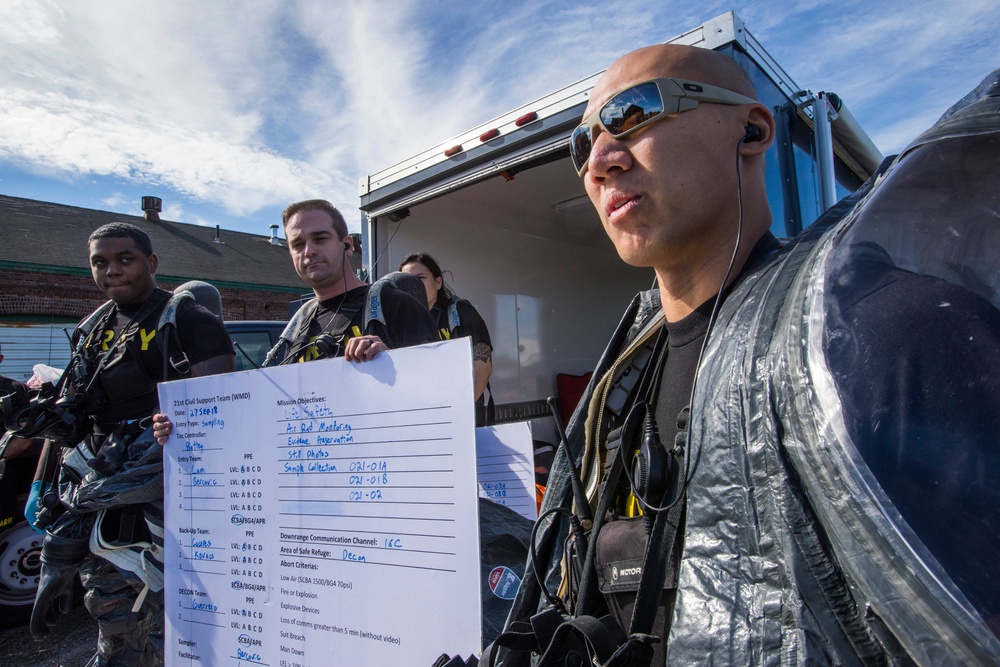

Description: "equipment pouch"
594 517 677 648
62 440 94 482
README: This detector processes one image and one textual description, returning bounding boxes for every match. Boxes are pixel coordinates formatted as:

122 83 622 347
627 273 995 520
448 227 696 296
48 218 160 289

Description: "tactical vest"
264 281 399 366
70 288 199 425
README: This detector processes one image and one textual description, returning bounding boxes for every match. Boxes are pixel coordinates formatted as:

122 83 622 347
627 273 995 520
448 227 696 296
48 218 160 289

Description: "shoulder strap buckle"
169 351 191 374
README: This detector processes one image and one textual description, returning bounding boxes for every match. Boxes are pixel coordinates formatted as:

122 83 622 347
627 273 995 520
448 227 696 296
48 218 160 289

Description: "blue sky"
0 0 996 237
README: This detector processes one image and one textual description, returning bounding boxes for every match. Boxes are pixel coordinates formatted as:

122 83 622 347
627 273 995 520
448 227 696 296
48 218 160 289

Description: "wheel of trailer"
0 517 42 626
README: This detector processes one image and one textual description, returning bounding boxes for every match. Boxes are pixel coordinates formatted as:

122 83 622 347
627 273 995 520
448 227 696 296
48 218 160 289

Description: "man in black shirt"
466 44 782 667
274 199 436 364
495 46 1000 666
568 45 777 667
151 201 436 448
30 223 234 666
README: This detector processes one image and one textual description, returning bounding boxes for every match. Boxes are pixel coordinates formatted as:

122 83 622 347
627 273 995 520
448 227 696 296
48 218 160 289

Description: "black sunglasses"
570 77 756 176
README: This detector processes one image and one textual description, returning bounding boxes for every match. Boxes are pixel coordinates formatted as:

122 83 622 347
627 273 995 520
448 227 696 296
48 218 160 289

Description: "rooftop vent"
269 224 282 246
141 196 162 222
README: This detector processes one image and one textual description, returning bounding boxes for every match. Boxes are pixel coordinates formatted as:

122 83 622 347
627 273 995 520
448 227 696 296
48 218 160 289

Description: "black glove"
30 532 90 639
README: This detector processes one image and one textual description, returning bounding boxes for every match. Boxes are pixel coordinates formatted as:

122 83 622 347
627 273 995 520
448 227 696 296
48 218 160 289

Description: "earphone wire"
631 135 747 516
528 506 577 609
524 136 750 613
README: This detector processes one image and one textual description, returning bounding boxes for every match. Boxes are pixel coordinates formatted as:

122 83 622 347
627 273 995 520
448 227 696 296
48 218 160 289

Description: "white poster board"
159 339 482 666
476 423 537 521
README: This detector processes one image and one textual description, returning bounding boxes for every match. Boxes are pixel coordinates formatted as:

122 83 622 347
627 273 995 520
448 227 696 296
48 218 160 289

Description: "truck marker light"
479 129 500 142
444 145 463 157
515 112 538 127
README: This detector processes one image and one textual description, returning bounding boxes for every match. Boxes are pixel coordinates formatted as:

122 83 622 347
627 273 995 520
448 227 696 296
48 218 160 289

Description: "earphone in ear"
743 125 762 143
344 241 352 251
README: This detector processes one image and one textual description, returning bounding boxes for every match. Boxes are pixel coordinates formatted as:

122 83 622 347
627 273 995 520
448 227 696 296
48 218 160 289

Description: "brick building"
0 194 351 379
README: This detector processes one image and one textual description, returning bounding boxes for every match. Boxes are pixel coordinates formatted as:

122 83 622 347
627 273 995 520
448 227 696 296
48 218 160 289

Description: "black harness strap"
82 289 171 390
575 437 626 616
627 487 685 637
277 289 370 364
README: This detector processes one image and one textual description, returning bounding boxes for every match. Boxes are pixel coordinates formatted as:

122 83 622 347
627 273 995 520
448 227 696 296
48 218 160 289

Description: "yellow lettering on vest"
139 328 156 351
438 328 451 341
350 326 361 338
101 329 114 351
297 336 319 362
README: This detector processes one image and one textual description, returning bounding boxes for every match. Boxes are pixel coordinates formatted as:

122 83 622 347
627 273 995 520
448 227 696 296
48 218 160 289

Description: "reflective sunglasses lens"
599 82 664 137
571 124 592 173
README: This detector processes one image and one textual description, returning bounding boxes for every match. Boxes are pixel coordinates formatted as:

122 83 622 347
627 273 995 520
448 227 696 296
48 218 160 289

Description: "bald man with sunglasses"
566 54 781 560
441 46 782 667
472 46 784 667
477 41 1000 667
562 43 782 667
571 51 779 495
575 45 776 317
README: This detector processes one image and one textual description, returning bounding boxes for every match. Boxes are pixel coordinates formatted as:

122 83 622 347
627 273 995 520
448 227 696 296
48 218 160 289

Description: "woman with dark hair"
400 253 494 424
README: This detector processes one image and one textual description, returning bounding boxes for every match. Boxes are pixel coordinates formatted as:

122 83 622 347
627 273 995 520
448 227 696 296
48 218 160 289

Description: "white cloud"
0 86 333 212
284 0 724 171
0 0 995 232
0 1 321 210
101 192 131 210
741 0 1000 153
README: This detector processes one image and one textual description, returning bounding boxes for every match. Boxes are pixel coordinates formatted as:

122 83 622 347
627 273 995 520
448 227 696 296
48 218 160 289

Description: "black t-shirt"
652 232 781 459
76 290 233 428
653 303 711 461
599 232 780 664
287 284 437 363
597 306 712 667
434 297 493 415
432 297 492 350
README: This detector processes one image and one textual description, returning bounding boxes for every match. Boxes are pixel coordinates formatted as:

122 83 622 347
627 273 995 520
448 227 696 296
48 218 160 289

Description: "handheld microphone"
313 333 342 358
